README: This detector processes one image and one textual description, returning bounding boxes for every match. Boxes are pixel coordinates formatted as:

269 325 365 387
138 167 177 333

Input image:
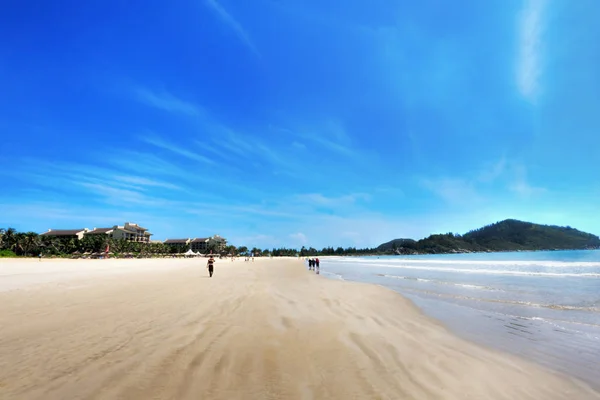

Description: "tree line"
0 228 377 258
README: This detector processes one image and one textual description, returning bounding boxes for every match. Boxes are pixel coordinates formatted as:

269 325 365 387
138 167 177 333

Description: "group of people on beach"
307 258 320 274
206 255 321 278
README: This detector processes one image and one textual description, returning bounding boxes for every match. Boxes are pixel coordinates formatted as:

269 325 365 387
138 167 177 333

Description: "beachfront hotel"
86 223 152 243
41 222 153 243
163 238 190 252
164 235 227 253
40 224 228 252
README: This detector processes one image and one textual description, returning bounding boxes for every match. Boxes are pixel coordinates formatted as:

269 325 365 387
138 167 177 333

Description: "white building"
84 222 152 243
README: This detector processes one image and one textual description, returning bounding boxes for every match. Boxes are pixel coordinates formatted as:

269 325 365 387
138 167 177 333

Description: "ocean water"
318 250 600 388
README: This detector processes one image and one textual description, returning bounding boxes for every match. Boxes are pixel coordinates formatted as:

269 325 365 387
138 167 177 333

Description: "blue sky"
1 0 600 249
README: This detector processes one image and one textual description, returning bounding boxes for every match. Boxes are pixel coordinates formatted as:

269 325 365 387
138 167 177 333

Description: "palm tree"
0 228 17 252
22 232 40 256
40 236 63 255
224 245 237 255
13 232 26 255
207 242 218 255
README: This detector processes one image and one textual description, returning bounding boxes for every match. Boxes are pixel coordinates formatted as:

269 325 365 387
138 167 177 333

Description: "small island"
378 219 600 255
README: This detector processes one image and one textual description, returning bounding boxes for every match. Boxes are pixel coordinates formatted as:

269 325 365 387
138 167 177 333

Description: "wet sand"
0 257 598 399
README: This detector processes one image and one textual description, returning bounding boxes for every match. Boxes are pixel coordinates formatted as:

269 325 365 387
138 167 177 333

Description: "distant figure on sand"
207 256 215 277
38 253 42 262
315 258 320 274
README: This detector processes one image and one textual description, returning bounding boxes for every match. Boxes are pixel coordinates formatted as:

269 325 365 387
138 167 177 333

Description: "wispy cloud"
184 201 300 219
293 193 371 208
78 182 167 207
113 175 182 191
292 141 306 150
143 135 214 165
509 165 546 198
209 127 254 157
197 125 305 177
304 120 355 156
133 87 202 116
310 136 355 156
289 232 308 247
421 158 546 206
517 0 546 102
421 178 483 205
108 150 188 177
478 156 507 183
271 121 356 157
204 0 260 57
0 202 157 229
229 234 281 249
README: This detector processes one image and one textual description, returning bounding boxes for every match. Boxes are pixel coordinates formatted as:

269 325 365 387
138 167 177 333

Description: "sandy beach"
0 257 598 400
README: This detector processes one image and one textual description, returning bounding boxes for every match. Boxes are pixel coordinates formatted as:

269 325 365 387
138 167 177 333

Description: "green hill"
378 219 600 255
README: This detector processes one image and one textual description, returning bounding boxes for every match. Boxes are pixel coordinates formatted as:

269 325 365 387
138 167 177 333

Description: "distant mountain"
378 219 600 255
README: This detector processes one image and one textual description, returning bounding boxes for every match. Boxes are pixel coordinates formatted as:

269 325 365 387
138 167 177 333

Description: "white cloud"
517 0 547 102
272 121 356 157
509 165 546 198
204 0 260 57
421 178 482 205
292 141 306 150
113 175 182 191
143 135 214 165
229 234 280 249
478 156 507 183
109 151 188 177
305 121 355 156
77 183 165 207
133 87 201 116
289 232 308 247
197 124 307 178
293 193 370 208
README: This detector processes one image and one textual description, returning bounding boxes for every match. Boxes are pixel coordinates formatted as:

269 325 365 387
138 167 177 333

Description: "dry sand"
0 257 598 400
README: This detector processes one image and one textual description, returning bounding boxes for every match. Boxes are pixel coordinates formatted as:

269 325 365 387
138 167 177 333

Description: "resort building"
163 239 190 253
85 222 152 243
165 235 227 253
190 235 227 252
190 238 208 252
209 234 227 251
40 229 89 240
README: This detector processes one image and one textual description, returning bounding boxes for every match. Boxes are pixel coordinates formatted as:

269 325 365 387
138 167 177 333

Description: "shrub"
0 250 17 257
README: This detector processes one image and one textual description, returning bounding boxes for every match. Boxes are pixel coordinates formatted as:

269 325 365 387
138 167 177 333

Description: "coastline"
319 253 600 390
0 257 598 399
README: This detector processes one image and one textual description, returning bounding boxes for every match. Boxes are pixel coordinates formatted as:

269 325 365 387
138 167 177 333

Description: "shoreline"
319 254 600 391
0 257 599 399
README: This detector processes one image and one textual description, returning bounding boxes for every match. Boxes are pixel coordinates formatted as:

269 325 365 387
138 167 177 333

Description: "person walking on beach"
315 257 320 274
38 252 42 262
207 256 215 277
